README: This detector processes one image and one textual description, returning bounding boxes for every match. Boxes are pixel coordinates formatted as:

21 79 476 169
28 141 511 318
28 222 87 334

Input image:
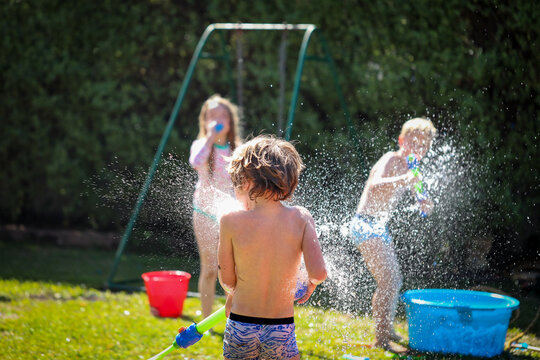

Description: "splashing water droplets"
92 134 493 321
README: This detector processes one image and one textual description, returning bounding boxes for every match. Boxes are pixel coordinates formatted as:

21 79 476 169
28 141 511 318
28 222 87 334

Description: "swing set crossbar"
106 23 360 291
212 23 314 31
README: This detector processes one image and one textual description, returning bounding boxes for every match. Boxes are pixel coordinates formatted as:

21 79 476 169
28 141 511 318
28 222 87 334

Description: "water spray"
146 306 226 360
406 154 428 217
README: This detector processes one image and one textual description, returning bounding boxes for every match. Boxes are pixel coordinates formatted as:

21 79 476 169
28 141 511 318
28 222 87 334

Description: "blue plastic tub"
402 289 519 357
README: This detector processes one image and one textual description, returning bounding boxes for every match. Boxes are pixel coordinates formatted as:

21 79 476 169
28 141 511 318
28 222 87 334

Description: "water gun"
147 306 226 360
210 121 224 133
148 278 308 359
406 154 428 217
295 280 308 300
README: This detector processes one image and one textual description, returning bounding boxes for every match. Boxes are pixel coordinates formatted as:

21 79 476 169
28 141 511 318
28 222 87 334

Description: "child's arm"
368 155 416 190
218 214 236 315
371 172 413 187
298 208 327 304
189 138 214 170
188 123 221 169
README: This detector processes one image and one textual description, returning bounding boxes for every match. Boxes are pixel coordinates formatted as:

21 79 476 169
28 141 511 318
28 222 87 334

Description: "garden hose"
505 305 540 350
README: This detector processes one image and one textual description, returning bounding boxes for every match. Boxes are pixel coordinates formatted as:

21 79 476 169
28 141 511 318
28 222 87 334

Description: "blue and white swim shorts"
350 213 392 246
223 313 299 360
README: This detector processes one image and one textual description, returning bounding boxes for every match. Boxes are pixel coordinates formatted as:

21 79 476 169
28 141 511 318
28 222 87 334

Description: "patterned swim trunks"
350 213 392 246
223 313 299 359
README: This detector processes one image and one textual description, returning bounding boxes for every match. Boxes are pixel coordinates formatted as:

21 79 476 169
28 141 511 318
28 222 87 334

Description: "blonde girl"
189 94 242 318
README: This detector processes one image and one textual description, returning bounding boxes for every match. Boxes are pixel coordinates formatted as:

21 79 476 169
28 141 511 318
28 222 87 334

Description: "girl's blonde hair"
197 94 242 174
197 94 241 147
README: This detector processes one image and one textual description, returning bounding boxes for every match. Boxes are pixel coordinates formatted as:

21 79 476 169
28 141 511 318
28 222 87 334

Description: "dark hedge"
1 0 538 257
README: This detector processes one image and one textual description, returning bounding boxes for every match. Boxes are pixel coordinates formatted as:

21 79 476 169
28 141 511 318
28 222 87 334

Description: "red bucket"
141 271 191 318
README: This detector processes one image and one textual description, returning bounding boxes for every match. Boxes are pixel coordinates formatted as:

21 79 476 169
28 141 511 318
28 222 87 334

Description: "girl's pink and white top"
189 138 234 215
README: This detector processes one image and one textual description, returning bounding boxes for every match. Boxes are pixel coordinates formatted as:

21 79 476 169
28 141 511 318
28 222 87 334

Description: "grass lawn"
0 241 539 359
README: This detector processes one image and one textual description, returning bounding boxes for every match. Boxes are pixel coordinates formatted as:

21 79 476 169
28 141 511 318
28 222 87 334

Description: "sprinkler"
406 154 428 217
147 306 226 360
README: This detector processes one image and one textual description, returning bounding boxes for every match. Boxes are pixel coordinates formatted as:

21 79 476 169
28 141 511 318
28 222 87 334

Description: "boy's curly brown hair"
228 135 305 201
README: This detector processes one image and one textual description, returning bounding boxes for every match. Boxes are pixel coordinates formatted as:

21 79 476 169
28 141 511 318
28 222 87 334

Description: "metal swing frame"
106 23 358 290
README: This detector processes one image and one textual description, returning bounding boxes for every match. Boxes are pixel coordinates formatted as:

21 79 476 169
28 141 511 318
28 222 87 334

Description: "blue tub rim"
402 288 520 311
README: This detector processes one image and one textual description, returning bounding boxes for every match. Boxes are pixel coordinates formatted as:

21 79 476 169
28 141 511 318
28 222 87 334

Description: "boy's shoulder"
220 208 248 222
377 151 403 167
284 204 314 222
371 151 406 177
378 150 400 161
219 209 250 234
220 204 313 227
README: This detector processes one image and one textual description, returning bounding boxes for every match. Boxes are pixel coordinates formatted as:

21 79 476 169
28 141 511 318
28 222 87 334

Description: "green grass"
0 241 539 359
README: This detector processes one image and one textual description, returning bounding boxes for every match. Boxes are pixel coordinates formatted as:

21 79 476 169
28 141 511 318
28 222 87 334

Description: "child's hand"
296 281 317 305
207 121 223 138
419 198 434 216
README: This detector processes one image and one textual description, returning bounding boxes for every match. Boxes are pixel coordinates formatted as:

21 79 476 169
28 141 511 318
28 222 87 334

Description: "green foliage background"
1 1 538 253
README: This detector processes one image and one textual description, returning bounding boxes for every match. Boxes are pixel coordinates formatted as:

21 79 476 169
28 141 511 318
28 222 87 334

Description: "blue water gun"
209 121 224 133
406 154 428 217
147 306 226 360
295 280 308 300
148 280 309 359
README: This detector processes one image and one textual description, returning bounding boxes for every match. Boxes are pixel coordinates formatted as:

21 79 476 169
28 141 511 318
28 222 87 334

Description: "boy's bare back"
218 135 326 321
220 203 316 318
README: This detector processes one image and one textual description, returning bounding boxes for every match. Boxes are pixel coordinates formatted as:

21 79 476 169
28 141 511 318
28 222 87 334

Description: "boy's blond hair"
400 117 437 139
228 135 305 201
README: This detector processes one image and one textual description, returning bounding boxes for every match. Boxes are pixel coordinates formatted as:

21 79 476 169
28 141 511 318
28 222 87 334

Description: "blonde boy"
351 118 436 352
218 135 327 360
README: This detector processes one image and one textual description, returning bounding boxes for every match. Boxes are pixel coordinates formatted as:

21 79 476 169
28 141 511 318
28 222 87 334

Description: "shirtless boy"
351 118 436 352
218 135 327 360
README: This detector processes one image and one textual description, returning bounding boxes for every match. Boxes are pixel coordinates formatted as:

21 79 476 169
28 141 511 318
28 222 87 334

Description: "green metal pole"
219 31 236 104
107 25 218 288
284 25 317 141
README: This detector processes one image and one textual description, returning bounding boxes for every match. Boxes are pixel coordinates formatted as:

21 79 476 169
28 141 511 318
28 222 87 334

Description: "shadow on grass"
0 240 202 293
